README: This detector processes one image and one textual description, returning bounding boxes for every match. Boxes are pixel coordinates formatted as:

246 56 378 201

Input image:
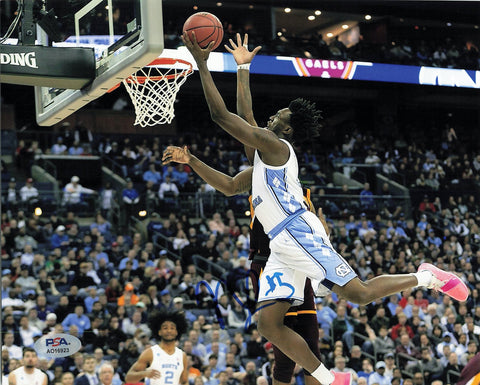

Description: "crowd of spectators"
2 146 480 384
9 115 480 223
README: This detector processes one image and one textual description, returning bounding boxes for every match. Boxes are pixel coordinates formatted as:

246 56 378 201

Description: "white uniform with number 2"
148 345 184 385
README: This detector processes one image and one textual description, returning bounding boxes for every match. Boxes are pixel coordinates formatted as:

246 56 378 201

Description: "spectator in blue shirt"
68 141 84 155
118 249 139 271
84 287 99 313
367 361 390 385
316 298 337 336
360 182 375 210
143 163 162 184
122 179 140 206
426 229 442 247
50 225 70 249
62 305 91 337
417 214 429 231
172 164 189 186
122 179 140 226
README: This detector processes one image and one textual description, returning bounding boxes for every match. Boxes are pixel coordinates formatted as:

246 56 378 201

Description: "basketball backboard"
34 0 163 126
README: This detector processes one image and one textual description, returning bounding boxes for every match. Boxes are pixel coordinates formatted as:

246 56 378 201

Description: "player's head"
148 309 188 342
287 98 322 146
23 347 38 368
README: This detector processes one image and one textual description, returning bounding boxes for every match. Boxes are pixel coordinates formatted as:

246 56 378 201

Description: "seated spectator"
332 356 358 384
359 183 375 211
68 141 84 155
70 262 97 293
62 305 91 337
122 310 150 338
158 175 179 210
418 195 436 214
208 213 226 235
172 164 189 186
15 264 37 291
367 361 389 385
143 163 162 184
63 176 96 211
14 224 38 251
19 178 39 209
19 315 41 348
372 325 395 358
122 178 140 225
395 333 421 370
1 331 22 360
442 352 463 384
3 177 19 213
90 213 111 237
51 137 67 155
117 282 139 307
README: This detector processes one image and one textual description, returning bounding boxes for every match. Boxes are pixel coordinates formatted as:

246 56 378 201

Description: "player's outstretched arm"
226 33 261 163
125 349 160 383
162 146 252 196
182 32 286 163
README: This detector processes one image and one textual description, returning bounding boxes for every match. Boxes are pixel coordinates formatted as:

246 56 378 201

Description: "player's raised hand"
162 146 192 165
182 31 215 62
225 33 262 65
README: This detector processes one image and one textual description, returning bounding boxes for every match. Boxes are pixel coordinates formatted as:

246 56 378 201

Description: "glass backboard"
35 0 163 126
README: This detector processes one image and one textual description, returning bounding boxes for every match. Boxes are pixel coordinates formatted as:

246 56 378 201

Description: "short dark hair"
287 98 322 147
23 347 37 357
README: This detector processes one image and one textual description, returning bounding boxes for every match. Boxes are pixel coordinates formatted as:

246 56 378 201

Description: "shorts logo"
265 272 295 298
335 263 351 278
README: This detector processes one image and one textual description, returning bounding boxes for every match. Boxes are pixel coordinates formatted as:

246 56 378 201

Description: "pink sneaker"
418 263 469 302
330 371 352 385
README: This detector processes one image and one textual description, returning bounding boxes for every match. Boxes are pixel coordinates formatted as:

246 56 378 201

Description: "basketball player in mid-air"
165 31 470 385
125 310 188 385
227 33 349 385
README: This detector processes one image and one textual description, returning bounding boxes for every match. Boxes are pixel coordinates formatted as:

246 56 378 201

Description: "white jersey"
149 345 184 385
251 139 306 234
10 366 46 385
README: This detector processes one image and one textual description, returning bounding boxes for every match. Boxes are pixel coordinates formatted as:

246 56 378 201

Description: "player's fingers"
236 33 242 47
191 31 198 44
224 45 233 53
244 33 249 46
229 38 237 49
252 46 262 55
182 32 190 45
206 40 216 51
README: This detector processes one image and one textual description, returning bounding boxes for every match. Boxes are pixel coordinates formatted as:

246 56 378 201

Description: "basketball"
182 12 224 50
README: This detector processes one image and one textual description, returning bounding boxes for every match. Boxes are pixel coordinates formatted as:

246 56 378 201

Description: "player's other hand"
225 33 262 65
144 369 161 379
182 31 215 62
162 146 192 165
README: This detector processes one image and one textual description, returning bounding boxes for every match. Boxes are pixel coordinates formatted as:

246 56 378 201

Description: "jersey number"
165 371 174 384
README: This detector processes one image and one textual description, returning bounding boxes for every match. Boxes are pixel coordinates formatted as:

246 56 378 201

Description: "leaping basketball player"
227 33 345 385
125 310 188 385
164 31 470 385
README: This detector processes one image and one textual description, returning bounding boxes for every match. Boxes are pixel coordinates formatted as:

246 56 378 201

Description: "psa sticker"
34 333 81 358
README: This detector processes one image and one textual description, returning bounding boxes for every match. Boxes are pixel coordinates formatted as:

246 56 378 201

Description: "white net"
122 59 193 127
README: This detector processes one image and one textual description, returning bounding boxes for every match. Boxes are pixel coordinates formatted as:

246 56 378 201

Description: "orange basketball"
183 12 224 50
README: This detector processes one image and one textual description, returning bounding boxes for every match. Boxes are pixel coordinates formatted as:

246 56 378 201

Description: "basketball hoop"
112 58 193 127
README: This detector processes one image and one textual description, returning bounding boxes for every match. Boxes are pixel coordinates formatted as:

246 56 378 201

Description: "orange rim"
107 58 193 92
